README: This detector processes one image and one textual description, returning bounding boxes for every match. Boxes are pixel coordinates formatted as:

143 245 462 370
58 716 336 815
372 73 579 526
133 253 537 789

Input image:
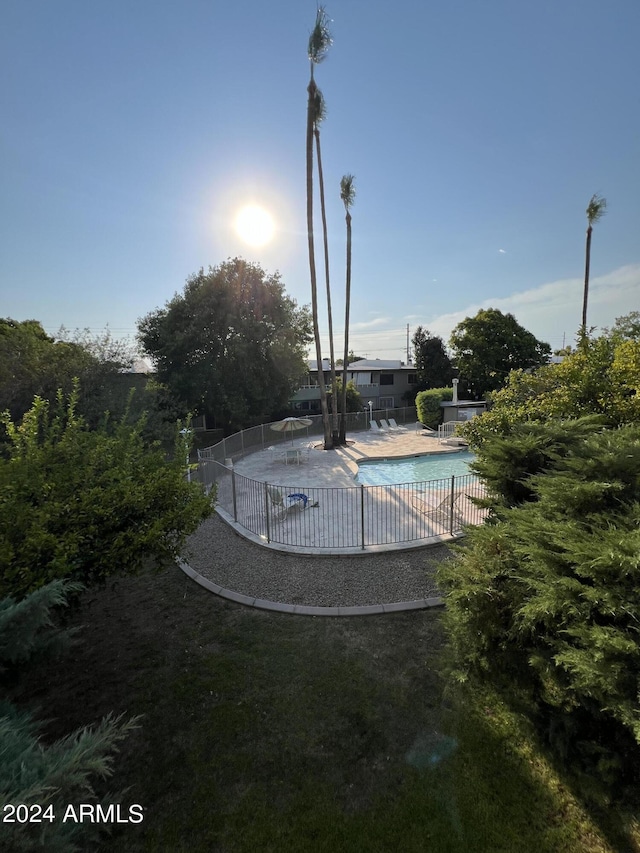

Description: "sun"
234 205 275 247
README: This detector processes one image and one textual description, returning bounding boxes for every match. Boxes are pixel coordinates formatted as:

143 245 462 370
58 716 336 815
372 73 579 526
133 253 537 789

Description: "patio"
200 423 485 554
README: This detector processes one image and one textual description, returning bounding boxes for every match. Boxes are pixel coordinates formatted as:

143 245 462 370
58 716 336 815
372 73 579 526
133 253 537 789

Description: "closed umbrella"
270 417 313 444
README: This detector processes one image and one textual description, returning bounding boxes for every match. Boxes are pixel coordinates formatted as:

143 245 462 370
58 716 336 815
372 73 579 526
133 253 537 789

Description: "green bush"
0 388 213 600
415 387 453 429
439 420 640 783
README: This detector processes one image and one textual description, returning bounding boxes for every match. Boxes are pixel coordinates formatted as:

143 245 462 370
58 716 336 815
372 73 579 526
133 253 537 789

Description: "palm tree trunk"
339 209 352 444
306 78 332 450
582 224 593 334
314 126 339 445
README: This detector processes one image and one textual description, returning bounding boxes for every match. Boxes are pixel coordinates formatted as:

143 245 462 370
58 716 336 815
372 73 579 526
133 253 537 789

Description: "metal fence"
197 407 417 466
198 462 485 551
193 408 488 551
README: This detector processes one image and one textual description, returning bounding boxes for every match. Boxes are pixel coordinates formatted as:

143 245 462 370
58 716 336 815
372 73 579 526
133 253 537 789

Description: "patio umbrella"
270 417 313 444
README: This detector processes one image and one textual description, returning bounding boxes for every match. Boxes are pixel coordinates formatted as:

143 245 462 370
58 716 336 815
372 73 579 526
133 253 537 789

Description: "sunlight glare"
234 205 275 247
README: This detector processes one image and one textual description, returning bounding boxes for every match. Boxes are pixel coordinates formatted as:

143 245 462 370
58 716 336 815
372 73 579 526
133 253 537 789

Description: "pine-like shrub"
0 580 140 852
439 421 640 784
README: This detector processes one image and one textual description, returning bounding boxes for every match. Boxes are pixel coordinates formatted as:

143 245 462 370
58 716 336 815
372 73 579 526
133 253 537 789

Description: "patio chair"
388 418 406 431
266 485 317 522
369 420 384 433
412 490 466 532
378 419 392 431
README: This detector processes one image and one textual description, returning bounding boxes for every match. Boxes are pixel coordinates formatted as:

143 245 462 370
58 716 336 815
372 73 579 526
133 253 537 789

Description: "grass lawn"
9 561 640 852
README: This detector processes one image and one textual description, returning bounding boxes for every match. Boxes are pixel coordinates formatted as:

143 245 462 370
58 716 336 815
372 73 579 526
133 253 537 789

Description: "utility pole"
406 323 410 364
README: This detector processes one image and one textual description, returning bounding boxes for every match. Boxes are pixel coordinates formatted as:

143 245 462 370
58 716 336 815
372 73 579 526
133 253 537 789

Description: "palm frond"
312 88 327 128
340 174 356 210
308 7 332 65
586 193 607 225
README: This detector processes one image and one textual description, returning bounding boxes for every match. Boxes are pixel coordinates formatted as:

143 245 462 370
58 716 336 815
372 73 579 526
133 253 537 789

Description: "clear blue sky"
2 0 639 360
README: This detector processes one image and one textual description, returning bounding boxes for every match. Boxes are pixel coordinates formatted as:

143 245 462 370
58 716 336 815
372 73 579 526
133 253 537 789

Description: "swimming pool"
355 450 476 486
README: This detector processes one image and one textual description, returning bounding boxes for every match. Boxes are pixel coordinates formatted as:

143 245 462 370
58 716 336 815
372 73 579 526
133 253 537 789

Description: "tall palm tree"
581 193 607 335
306 7 333 449
312 87 339 444
339 174 356 445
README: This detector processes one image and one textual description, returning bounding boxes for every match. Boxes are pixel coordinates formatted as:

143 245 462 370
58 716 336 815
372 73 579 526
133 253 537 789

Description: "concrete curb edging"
176 558 444 617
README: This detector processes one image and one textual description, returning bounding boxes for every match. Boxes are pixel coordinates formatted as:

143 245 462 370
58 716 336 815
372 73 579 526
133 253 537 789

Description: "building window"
408 373 417 384
379 396 395 408
380 374 394 385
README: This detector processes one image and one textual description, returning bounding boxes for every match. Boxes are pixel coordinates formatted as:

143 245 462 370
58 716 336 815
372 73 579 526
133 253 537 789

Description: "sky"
2 0 639 363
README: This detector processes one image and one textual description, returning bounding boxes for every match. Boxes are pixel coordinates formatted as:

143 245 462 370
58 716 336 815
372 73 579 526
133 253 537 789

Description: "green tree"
336 350 365 366
412 326 454 390
581 193 607 334
339 174 356 444
137 258 311 431
328 378 362 413
0 388 212 600
449 309 551 397
306 7 333 449
0 320 152 432
0 320 93 423
461 323 640 448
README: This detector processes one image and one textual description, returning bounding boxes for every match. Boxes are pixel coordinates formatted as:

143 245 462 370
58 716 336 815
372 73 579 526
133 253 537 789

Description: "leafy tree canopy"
449 309 551 397
137 258 312 431
327 378 362 413
336 351 366 366
412 326 454 390
462 319 640 448
0 319 152 431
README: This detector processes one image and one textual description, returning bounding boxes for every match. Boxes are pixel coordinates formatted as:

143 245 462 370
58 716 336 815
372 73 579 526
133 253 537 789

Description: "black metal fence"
202 461 485 551
197 407 417 466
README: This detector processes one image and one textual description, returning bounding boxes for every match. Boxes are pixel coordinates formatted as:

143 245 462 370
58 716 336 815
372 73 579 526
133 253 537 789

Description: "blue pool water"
356 450 476 486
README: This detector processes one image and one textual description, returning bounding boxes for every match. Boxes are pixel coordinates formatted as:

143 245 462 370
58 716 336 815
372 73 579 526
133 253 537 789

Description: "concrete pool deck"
205 423 482 555
180 425 481 613
228 422 468 488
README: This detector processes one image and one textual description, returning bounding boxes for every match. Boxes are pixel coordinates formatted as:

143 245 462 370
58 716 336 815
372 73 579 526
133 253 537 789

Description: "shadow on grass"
8 563 640 852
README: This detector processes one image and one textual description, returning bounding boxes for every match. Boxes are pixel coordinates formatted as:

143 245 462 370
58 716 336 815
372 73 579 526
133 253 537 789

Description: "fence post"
360 485 366 550
449 475 455 536
264 482 271 543
231 468 238 522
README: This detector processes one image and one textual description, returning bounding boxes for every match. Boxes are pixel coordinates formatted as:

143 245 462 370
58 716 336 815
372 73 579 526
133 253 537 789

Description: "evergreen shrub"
415 388 453 429
439 419 640 784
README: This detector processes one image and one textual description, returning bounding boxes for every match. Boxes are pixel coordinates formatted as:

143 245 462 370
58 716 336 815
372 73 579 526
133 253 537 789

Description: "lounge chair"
388 418 405 431
378 419 392 431
267 485 317 522
370 420 384 433
412 490 466 532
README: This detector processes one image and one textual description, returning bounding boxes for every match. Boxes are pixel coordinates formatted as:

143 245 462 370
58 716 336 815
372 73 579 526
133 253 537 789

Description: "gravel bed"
181 514 451 607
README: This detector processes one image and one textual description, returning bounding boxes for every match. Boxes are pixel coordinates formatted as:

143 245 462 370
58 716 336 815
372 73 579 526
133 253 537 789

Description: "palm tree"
312 87 339 444
306 7 333 449
339 174 356 444
581 193 607 334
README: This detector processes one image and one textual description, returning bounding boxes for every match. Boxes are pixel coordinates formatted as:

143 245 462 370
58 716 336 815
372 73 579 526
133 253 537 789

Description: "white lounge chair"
378 419 392 431
369 420 384 433
412 490 466 532
267 485 316 522
388 418 406 431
